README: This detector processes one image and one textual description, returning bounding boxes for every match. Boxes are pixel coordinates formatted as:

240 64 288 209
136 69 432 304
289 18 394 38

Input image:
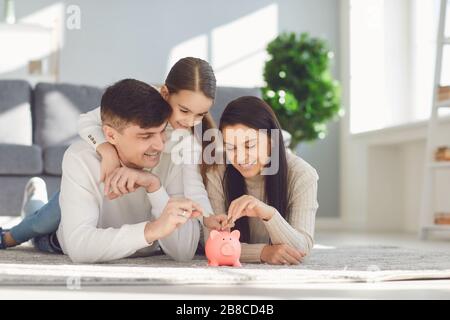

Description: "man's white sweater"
56 140 200 263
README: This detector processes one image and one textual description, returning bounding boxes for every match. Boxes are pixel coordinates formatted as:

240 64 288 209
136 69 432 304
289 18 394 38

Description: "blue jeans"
10 191 62 254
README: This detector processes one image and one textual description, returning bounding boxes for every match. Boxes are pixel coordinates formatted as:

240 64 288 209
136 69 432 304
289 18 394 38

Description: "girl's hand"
260 244 305 265
96 142 121 195
203 214 234 231
226 195 275 226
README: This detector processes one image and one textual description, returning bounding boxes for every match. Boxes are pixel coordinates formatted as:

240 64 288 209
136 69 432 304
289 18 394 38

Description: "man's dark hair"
100 79 172 131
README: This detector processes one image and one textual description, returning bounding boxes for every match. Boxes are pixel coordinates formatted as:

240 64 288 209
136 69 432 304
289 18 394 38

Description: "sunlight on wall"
166 4 278 87
350 0 446 134
350 0 387 134
211 4 278 87
0 3 64 79
167 34 209 74
410 0 439 121
19 2 65 33
0 24 52 74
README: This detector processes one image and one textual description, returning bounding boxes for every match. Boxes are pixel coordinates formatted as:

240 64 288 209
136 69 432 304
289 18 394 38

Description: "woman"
203 96 319 265
0 57 217 251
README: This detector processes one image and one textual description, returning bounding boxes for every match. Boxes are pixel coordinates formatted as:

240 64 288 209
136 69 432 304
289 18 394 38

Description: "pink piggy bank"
205 230 242 267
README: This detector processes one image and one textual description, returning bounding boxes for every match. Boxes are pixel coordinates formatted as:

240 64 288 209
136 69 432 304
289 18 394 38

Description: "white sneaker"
20 177 48 219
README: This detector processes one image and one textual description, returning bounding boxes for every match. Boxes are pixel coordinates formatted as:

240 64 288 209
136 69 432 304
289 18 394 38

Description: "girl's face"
161 86 213 130
222 124 271 179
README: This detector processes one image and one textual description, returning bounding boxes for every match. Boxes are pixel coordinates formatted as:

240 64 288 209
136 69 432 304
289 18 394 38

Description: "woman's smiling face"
161 87 213 130
222 123 271 178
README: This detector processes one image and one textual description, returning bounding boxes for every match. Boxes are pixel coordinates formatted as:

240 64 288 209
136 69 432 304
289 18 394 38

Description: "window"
349 0 446 134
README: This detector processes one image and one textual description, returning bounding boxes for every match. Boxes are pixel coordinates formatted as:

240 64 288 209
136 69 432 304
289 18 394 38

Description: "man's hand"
260 244 305 265
144 198 203 244
104 167 161 199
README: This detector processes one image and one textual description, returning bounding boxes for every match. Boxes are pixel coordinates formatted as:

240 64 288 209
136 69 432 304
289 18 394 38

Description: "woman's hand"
260 244 305 265
203 214 235 231
226 195 275 226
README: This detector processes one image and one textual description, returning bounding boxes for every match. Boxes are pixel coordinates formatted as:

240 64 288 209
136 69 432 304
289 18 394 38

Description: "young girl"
203 96 319 265
0 57 218 251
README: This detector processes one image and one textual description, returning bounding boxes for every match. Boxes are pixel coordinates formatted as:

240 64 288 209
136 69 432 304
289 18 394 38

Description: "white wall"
4 0 339 87
1 0 341 219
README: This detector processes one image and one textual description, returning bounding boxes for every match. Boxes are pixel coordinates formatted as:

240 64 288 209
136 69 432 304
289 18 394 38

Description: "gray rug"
1 245 450 286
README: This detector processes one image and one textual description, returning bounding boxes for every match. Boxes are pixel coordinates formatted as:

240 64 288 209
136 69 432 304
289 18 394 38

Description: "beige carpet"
1 244 450 286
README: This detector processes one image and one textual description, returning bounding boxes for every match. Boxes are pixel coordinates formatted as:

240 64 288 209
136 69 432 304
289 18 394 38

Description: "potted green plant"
262 32 341 149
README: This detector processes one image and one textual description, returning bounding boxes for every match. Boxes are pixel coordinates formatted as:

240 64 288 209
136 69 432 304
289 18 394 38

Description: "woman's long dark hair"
219 96 289 243
165 57 217 182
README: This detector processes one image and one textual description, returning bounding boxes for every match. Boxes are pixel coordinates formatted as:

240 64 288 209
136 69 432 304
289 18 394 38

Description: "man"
57 79 202 263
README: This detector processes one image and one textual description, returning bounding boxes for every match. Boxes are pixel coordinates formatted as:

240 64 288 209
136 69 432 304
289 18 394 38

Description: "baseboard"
315 217 344 231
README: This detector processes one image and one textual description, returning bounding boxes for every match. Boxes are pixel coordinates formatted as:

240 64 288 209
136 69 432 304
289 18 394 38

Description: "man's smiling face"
104 121 168 169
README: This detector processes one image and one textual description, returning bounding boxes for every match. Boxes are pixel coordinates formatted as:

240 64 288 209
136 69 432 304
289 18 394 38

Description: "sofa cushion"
0 80 32 145
33 83 103 148
0 144 42 175
43 145 70 176
210 87 262 124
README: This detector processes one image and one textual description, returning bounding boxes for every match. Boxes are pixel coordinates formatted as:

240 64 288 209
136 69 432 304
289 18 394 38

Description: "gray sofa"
0 80 261 216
